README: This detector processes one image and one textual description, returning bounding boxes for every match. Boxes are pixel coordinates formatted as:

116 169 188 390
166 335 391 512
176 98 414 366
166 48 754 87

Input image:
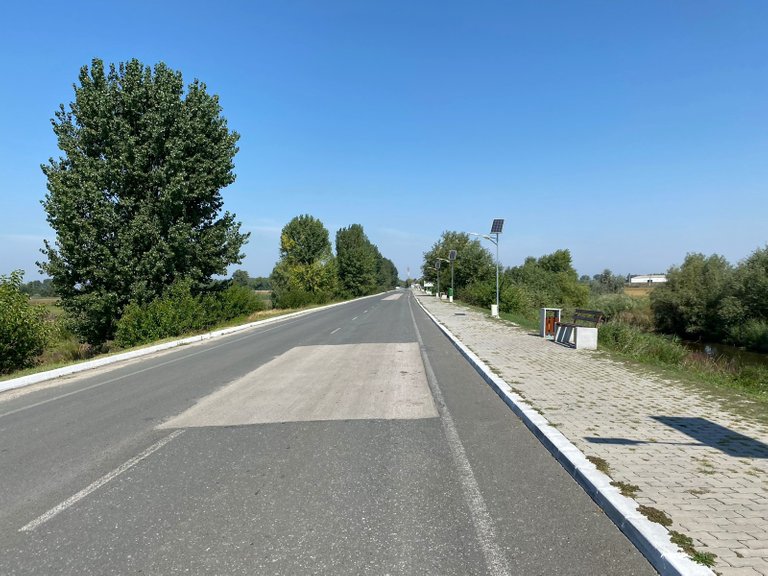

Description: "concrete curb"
1 292 386 395
414 296 714 576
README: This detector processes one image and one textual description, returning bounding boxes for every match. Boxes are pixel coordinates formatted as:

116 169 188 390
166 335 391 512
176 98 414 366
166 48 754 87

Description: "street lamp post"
470 219 504 317
436 257 452 302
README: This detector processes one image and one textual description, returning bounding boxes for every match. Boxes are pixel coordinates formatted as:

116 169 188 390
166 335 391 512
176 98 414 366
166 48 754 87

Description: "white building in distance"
629 274 667 284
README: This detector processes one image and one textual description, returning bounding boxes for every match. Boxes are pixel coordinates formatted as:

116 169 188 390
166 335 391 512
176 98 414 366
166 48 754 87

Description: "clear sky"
1 0 766 281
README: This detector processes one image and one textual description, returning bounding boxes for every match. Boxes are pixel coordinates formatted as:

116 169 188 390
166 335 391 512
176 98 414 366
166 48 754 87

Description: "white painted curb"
414 296 714 576
1 292 387 395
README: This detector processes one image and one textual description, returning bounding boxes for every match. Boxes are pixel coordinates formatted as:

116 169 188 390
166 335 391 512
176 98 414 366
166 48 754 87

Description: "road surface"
0 290 656 575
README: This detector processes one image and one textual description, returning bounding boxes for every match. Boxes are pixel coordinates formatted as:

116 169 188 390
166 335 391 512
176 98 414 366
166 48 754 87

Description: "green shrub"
204 284 264 321
115 280 206 347
272 287 317 309
499 284 533 314
728 319 768 353
460 280 496 309
115 280 265 348
0 271 50 373
598 322 687 365
589 293 654 329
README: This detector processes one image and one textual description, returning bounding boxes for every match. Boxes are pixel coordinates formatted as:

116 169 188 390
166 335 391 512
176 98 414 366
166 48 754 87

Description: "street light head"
490 219 505 234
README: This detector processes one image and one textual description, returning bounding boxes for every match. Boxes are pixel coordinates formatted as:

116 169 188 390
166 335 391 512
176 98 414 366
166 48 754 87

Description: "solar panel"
436 260 441 270
490 219 505 234
449 250 457 261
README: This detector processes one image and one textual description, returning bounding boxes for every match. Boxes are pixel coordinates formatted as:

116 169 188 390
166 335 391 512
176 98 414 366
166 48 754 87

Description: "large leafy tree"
270 215 337 307
336 224 378 297
506 249 588 308
650 253 734 339
40 59 248 344
421 231 494 294
375 253 399 291
733 245 768 322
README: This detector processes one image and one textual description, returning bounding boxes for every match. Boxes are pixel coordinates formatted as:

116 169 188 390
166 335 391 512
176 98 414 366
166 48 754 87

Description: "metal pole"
451 260 454 299
495 233 499 313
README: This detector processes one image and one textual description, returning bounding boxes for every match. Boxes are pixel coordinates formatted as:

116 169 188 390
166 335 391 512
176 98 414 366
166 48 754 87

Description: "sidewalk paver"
418 293 768 576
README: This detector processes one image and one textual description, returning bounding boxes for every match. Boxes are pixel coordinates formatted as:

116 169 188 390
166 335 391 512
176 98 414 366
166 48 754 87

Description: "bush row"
115 280 264 348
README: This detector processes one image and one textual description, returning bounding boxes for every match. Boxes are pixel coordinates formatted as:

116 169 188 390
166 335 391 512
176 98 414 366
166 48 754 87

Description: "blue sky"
1 0 766 281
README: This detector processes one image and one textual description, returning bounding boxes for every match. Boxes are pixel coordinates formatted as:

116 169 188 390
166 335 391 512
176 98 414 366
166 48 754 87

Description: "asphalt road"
0 290 656 575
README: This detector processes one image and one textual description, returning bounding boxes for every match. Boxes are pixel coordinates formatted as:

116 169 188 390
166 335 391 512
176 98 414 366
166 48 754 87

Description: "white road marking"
352 316 358 321
408 298 511 576
363 310 368 314
19 429 184 533
330 327 341 335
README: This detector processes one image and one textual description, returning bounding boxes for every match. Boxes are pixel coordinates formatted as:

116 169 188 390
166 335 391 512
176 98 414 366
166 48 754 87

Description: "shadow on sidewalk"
585 416 768 459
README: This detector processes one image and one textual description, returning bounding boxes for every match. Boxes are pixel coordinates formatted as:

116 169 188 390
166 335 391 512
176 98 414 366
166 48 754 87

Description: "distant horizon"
2 1 766 283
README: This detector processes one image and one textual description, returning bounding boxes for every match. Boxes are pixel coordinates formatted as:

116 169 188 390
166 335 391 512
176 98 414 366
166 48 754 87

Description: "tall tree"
375 254 399 291
421 231 494 293
336 224 378 297
270 215 337 307
650 253 734 339
40 58 247 344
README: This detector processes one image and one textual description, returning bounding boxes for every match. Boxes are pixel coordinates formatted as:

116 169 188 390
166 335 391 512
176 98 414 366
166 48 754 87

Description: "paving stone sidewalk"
417 293 768 576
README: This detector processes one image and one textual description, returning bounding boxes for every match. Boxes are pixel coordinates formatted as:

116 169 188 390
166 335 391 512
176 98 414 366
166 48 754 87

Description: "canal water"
683 341 768 369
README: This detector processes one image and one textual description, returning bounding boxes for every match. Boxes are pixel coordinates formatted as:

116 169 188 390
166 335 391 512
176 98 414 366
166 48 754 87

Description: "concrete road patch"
160 342 437 427
382 293 403 300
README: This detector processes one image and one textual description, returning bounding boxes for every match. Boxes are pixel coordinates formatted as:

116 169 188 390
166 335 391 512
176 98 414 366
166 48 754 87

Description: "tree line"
270 215 398 308
421 231 588 313
421 232 767 353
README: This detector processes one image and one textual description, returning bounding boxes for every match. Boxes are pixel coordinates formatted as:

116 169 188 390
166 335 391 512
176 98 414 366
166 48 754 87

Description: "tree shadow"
585 416 768 459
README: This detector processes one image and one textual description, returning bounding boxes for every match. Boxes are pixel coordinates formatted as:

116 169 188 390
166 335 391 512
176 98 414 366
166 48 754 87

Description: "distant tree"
537 249 574 274
375 254 399 291
270 215 337 307
650 253 734 339
0 271 50 373
506 249 588 308
39 58 247 344
336 224 378 297
249 276 271 290
421 231 494 294
231 269 250 287
20 278 57 297
590 269 626 295
732 245 768 322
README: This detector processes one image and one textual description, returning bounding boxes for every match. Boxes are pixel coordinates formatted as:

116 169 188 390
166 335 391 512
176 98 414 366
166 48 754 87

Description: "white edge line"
19 429 185 532
409 299 510 576
1 291 393 395
330 327 341 335
413 296 714 576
